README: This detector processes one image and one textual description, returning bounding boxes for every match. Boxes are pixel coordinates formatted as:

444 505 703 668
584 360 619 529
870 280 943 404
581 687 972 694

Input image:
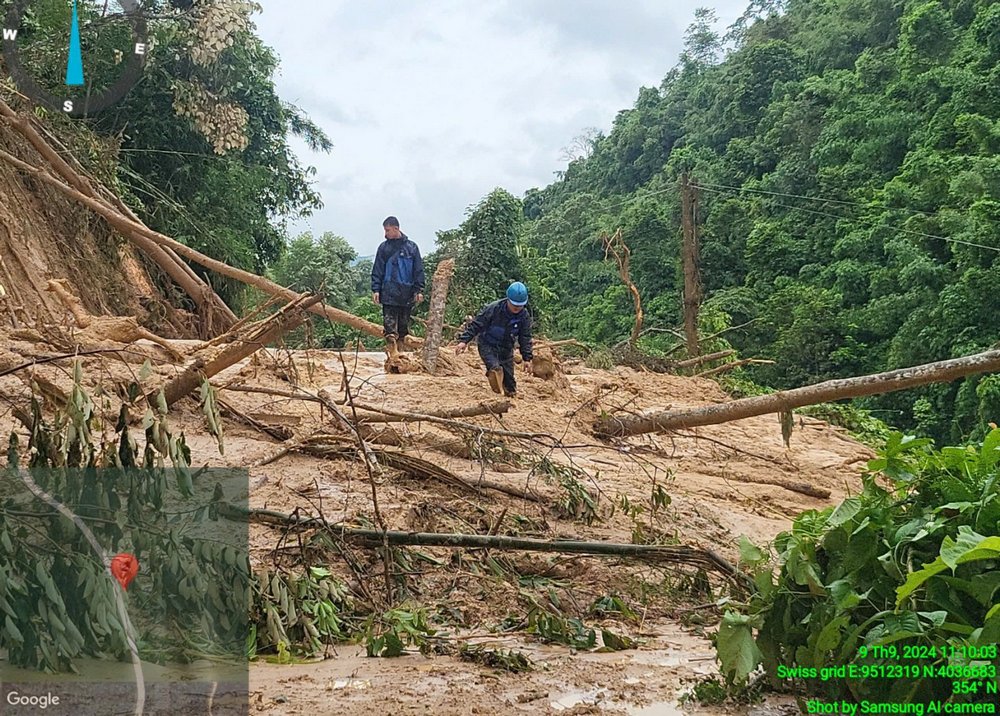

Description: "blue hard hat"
506 281 528 306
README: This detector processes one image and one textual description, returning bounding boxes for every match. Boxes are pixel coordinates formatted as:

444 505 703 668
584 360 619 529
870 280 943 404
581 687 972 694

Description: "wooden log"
156 294 323 407
596 348 1000 438
353 400 511 423
0 148 392 342
423 258 455 373
218 502 750 588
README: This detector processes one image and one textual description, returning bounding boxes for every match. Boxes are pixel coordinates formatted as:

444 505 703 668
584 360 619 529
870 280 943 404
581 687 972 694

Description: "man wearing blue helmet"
455 282 534 397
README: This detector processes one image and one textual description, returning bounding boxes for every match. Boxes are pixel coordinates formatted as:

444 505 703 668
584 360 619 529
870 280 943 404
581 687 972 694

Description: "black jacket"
371 235 425 306
458 299 533 360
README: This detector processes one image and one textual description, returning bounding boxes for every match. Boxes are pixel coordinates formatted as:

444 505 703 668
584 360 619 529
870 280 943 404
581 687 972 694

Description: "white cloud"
255 0 747 256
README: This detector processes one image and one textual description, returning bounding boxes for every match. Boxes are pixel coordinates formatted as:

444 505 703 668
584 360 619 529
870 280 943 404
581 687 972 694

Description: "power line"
696 184 1000 254
694 179 941 220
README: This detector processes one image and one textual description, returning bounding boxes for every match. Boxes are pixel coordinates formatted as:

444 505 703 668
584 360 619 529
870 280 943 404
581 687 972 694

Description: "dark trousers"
478 341 516 394
382 304 412 340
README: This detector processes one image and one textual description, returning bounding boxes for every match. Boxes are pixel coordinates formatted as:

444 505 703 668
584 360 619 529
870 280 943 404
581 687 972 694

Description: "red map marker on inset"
111 553 139 590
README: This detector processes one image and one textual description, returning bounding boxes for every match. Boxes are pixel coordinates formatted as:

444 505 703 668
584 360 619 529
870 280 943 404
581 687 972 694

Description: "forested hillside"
443 0 1000 445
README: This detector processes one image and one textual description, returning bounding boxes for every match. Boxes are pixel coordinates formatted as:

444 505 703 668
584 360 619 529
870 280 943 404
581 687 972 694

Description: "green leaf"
917 610 947 628
980 605 1000 644
5 614 23 644
898 531 1000 606
600 628 635 651
940 527 990 570
827 579 863 610
980 428 1000 468
364 635 382 657
716 611 762 686
382 631 405 657
738 535 767 565
828 497 862 527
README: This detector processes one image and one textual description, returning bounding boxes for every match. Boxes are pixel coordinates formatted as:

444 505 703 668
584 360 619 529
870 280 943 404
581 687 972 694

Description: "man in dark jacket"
455 282 533 397
371 216 425 359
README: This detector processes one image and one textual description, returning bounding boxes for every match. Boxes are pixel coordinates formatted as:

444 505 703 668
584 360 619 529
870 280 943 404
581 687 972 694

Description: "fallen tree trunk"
674 350 736 370
296 438 545 502
353 400 511 423
0 101 236 333
218 503 749 588
0 149 391 341
423 258 454 373
596 348 1000 438
157 294 323 406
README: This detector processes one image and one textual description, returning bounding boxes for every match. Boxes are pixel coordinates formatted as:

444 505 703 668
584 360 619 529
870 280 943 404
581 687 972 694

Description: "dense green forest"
424 0 1000 445
13 0 1000 444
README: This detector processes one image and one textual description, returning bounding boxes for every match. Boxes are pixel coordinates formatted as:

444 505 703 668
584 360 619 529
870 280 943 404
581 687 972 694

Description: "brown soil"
0 344 871 715
0 119 183 336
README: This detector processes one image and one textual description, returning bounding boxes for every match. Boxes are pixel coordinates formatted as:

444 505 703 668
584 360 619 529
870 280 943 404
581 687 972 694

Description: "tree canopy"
440 0 1000 444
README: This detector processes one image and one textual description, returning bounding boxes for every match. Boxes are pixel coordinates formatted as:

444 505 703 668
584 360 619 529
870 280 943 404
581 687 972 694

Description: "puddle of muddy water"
550 687 611 710
628 702 685 715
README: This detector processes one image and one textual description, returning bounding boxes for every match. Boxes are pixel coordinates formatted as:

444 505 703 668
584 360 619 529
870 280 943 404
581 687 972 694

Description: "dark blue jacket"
371 235 425 307
458 299 533 360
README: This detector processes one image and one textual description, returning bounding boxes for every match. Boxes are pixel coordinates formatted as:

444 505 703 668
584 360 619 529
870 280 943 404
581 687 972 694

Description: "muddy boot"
487 368 503 394
385 336 399 360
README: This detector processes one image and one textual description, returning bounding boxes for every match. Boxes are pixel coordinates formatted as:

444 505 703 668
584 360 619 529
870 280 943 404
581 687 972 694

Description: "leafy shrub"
718 431 1000 705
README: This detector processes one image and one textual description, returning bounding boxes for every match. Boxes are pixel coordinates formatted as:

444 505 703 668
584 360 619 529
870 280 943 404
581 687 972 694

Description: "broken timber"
596 348 1000 438
0 147 395 343
422 258 455 373
352 399 511 423
156 294 323 407
218 503 751 589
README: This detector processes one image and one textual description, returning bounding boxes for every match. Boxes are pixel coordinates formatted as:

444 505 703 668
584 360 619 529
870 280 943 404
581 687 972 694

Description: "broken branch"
696 358 776 378
296 438 545 503
602 229 643 347
674 350 737 370
156 294 323 407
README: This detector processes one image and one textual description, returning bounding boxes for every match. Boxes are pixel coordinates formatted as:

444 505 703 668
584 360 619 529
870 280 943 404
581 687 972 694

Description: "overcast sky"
254 0 747 257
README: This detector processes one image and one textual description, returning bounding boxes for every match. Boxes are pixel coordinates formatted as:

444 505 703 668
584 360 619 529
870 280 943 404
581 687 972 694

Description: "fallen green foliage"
459 643 533 673
362 606 436 658
251 566 349 659
525 608 597 649
0 364 247 672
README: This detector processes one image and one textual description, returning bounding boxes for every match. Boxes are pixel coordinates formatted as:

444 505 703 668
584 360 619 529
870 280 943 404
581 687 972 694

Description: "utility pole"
680 173 702 358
